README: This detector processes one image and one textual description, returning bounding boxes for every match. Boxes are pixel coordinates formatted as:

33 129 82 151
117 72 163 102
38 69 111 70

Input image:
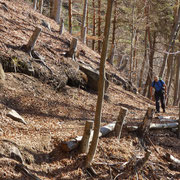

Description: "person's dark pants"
155 90 165 112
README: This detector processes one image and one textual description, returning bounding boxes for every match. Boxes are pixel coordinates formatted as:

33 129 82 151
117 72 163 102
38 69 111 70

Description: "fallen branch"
15 164 41 180
165 153 180 164
61 122 116 152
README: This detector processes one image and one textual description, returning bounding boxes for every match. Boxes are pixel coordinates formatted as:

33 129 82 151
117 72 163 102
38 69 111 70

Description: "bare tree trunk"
81 0 88 42
112 0 117 45
53 0 62 24
159 8 180 79
166 57 176 105
39 0 44 14
129 0 136 82
33 0 37 10
50 0 54 18
82 27 87 44
107 44 115 65
85 0 114 168
173 54 180 106
86 9 89 45
143 31 156 98
97 0 101 53
138 0 149 89
92 0 96 50
68 0 72 34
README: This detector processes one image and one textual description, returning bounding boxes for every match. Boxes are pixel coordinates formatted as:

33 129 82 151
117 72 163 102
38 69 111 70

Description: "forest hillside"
0 0 179 179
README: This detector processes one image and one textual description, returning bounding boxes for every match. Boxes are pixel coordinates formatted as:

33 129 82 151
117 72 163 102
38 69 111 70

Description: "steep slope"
0 0 179 179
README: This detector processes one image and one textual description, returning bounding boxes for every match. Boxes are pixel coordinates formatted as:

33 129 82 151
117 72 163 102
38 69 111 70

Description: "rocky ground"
0 0 179 179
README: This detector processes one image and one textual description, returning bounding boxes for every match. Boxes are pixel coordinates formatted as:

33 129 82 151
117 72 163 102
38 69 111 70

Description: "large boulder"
79 62 109 92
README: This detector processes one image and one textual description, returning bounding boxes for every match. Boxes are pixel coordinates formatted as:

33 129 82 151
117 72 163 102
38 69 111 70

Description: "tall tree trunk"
97 0 101 53
86 9 89 45
166 57 176 105
50 0 54 18
81 0 88 42
138 0 149 89
112 0 117 45
173 56 180 105
68 0 72 34
129 0 136 82
143 31 156 98
33 0 37 10
53 0 62 24
39 0 44 14
92 0 96 50
85 0 114 168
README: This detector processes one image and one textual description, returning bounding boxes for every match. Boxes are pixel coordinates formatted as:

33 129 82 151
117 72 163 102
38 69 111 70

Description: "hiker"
150 76 167 113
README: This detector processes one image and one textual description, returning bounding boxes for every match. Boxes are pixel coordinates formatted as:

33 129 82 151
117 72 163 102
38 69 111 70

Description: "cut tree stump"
25 27 41 53
65 38 78 61
59 18 64 35
114 107 128 139
61 121 116 152
80 120 93 153
138 107 154 136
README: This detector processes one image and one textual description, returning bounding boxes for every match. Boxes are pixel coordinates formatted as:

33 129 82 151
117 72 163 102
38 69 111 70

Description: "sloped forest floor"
0 0 179 179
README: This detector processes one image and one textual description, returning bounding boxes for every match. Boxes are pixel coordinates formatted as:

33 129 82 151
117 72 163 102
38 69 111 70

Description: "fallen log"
61 122 116 152
126 122 178 132
150 122 178 129
165 153 180 164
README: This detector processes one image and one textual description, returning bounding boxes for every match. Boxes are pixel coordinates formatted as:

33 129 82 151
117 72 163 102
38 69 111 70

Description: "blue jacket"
152 80 165 92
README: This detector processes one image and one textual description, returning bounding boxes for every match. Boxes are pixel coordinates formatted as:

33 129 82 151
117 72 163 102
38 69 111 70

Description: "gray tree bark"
173 56 180 105
53 0 62 24
81 0 88 42
85 0 114 168
33 0 37 10
39 0 44 14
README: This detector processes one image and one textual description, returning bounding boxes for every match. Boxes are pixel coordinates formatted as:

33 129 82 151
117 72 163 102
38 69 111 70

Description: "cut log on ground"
61 121 116 152
150 122 178 129
114 107 128 139
126 122 178 132
165 153 180 164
